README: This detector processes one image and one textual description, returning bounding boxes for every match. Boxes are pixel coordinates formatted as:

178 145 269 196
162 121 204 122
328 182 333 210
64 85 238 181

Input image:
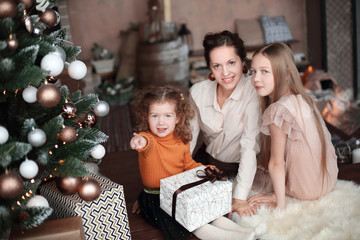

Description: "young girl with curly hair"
130 85 203 239
130 85 264 240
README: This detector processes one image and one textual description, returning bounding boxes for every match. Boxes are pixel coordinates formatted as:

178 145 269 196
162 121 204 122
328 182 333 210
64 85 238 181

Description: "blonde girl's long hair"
133 85 194 144
254 42 328 182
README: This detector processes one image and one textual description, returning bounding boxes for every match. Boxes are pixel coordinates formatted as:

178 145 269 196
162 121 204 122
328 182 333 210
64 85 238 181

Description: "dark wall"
306 0 325 70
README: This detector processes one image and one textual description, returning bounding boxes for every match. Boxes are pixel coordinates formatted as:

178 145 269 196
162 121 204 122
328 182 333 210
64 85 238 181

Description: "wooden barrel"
137 37 189 89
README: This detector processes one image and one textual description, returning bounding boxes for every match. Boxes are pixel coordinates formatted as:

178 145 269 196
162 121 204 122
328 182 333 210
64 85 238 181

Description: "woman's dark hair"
202 30 247 67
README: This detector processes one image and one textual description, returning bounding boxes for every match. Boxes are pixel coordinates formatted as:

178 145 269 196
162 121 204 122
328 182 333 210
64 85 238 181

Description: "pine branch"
78 127 109 144
19 207 53 229
55 156 87 177
63 45 82 61
1 65 44 90
73 93 99 117
0 142 32 167
57 139 97 160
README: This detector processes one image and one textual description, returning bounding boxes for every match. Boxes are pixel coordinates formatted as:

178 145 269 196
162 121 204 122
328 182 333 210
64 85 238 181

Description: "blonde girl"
248 42 338 209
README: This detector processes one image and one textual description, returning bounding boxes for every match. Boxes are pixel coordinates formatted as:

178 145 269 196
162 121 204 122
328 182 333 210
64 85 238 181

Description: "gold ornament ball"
16 0 34 9
56 176 82 195
78 178 101 201
7 38 18 50
60 126 77 143
0 0 17 20
36 84 61 108
38 8 57 28
0 171 24 200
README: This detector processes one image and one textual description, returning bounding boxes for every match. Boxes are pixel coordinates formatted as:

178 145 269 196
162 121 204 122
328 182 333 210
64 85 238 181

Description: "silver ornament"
28 128 46 147
22 86 37 103
51 45 66 62
93 101 110 117
19 159 39 179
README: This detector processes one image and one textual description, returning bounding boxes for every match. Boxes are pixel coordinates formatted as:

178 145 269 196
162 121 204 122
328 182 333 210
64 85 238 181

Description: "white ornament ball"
51 45 66 62
40 53 64 76
28 129 46 147
68 60 87 80
26 195 49 208
22 86 37 103
19 159 39 179
0 126 9 144
93 101 110 117
91 144 106 159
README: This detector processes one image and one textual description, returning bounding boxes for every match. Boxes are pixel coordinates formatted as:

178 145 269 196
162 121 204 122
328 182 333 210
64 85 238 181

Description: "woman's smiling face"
209 46 243 92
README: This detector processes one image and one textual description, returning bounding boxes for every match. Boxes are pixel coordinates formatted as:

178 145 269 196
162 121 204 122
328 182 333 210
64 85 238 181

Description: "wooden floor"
98 105 360 240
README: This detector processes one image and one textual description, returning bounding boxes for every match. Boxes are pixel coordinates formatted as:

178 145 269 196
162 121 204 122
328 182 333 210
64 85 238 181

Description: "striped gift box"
40 173 131 240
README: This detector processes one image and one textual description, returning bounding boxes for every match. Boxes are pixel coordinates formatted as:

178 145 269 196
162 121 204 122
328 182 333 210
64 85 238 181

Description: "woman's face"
250 53 275 98
209 46 243 92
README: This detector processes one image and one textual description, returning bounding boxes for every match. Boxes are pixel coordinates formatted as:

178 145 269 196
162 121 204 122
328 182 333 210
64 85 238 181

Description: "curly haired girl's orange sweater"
137 131 202 189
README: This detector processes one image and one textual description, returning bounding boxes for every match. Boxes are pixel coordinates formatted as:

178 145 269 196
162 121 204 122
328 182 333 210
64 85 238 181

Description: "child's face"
148 101 179 138
250 54 275 98
209 46 243 93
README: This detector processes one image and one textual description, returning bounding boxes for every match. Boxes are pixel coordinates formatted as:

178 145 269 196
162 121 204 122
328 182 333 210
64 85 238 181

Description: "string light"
16 201 21 206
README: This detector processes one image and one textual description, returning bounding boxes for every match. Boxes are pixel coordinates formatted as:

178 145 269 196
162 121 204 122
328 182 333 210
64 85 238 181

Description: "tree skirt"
238 180 360 240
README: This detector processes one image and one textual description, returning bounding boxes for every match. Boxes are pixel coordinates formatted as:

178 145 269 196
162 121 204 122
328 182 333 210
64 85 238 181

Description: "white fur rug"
238 180 360 240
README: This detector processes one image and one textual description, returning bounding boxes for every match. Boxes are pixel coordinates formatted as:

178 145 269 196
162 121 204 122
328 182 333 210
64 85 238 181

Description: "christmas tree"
0 0 109 237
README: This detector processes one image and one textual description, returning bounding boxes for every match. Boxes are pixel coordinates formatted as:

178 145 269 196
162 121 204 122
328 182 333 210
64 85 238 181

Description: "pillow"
260 16 293 44
235 19 264 47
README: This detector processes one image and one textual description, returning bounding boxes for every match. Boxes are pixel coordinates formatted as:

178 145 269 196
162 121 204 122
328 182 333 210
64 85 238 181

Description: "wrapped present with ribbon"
39 173 131 240
160 166 232 232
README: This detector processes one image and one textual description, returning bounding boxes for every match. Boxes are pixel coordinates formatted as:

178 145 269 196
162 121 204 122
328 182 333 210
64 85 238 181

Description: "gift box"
160 166 232 232
10 216 86 240
39 173 131 240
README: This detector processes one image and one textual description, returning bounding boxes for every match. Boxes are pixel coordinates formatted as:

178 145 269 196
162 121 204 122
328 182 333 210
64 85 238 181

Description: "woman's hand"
229 198 256 218
247 193 277 210
130 133 147 150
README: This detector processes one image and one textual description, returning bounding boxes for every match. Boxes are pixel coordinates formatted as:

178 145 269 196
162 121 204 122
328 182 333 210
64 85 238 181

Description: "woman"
190 30 262 217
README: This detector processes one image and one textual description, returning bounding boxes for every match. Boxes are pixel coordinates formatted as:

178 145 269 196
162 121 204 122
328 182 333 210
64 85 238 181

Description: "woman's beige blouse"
190 75 262 200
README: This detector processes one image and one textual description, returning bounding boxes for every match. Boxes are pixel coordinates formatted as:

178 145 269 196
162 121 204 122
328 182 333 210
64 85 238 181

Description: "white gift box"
160 166 232 232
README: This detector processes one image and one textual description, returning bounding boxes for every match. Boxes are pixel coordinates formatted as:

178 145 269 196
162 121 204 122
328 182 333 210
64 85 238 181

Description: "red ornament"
38 8 57 28
78 178 101 201
36 84 61 108
56 176 82 195
0 171 24 200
